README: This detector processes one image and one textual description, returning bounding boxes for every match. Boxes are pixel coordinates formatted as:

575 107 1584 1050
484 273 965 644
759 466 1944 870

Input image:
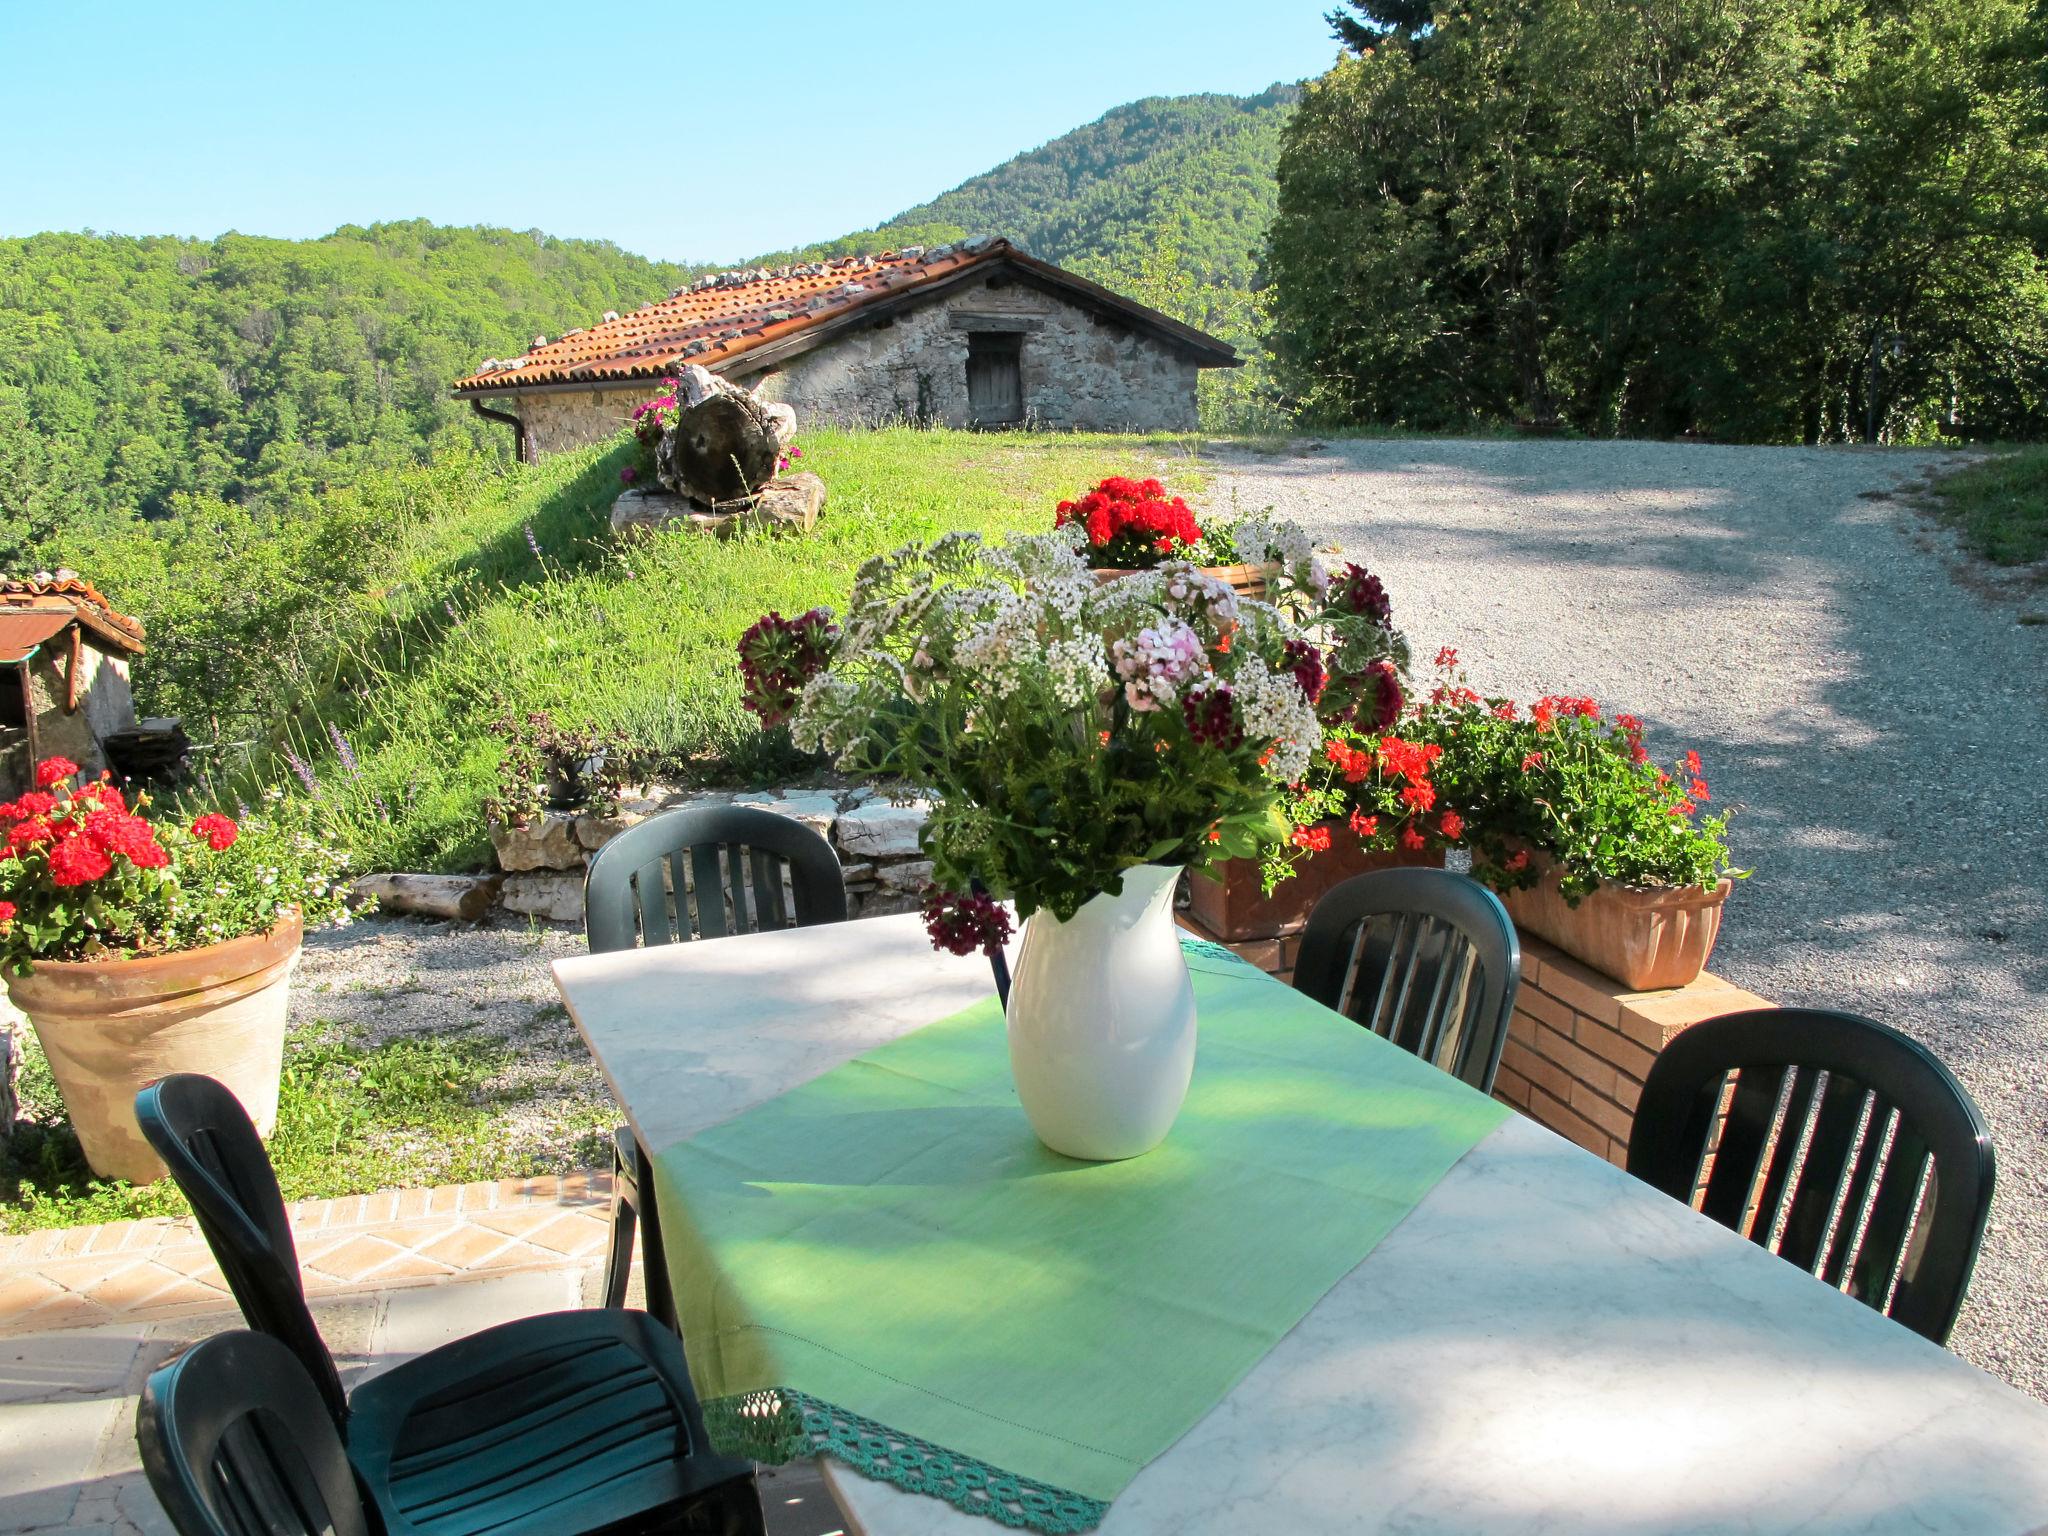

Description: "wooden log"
658 363 783 505
0 1024 17 1141
353 873 502 922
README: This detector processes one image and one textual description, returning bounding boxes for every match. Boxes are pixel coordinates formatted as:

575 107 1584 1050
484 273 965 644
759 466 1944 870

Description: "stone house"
0 575 144 796
452 236 1239 457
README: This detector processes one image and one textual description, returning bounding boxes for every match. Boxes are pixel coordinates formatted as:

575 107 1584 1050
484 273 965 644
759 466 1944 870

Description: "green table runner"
653 939 1508 1531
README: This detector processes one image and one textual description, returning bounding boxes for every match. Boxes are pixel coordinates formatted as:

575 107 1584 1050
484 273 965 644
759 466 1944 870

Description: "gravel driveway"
1204 436 2048 1398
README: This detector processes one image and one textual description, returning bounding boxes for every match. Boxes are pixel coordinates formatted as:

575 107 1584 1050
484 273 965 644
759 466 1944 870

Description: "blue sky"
0 2 1339 263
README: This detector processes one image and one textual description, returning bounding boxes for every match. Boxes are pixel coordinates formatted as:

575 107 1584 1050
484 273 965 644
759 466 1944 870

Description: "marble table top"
554 912 2048 1536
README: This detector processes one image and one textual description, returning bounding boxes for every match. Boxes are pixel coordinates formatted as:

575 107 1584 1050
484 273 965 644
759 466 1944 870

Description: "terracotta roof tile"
455 240 1003 394
0 574 146 654
453 237 1237 395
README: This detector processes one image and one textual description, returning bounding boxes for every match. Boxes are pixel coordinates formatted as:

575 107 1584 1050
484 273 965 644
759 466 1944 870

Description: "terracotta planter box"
1185 834 1445 942
4 915 303 1184
1501 862 1732 992
1092 562 1272 600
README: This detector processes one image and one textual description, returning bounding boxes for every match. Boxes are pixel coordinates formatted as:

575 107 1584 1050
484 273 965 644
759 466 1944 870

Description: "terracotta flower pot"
1500 858 1731 991
1091 562 1273 601
1185 831 1445 942
4 915 304 1184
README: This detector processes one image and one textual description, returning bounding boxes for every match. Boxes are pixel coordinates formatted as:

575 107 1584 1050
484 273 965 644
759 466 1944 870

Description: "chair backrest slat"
1748 1064 1820 1248
138 1329 369 1536
1626 1008 1995 1344
1700 1063 1785 1233
135 1076 347 1427
1776 1071 1868 1271
585 805 849 955
1294 869 1522 1094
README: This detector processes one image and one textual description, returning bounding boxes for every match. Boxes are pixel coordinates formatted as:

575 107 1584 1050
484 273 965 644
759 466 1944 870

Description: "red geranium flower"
192 813 239 851
0 900 14 923
1348 809 1378 838
1291 824 1333 852
1400 825 1427 852
1438 810 1465 840
35 757 80 789
48 834 113 887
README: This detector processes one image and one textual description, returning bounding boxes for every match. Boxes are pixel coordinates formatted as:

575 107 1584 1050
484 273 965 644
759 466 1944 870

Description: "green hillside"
0 221 702 556
755 85 1299 402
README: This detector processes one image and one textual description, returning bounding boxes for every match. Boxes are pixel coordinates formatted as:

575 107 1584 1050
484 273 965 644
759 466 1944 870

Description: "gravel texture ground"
1203 436 2048 1399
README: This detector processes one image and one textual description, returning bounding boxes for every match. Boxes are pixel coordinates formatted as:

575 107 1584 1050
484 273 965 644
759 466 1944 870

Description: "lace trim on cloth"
705 1389 1110 1533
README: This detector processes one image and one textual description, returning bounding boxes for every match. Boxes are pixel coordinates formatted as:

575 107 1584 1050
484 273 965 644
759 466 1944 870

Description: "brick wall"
1493 939 1773 1164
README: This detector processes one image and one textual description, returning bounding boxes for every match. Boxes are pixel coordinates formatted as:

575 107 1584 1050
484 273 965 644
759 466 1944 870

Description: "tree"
1326 0 1439 50
1269 0 2048 442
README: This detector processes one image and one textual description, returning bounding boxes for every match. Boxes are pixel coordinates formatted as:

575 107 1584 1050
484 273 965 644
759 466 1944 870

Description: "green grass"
267 428 1208 872
1930 447 2048 568
0 1023 616 1232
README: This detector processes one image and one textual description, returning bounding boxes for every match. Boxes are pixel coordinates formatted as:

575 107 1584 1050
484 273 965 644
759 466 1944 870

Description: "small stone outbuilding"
0 575 144 796
453 237 1238 456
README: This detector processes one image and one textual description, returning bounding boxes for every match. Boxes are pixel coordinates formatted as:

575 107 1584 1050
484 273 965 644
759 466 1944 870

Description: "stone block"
499 873 584 924
837 862 876 884
617 783 690 817
731 790 840 840
488 814 585 872
858 888 924 918
573 811 643 851
835 799 929 859
875 859 936 893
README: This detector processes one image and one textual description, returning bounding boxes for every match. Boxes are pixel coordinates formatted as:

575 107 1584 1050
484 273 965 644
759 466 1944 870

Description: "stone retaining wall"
488 785 932 922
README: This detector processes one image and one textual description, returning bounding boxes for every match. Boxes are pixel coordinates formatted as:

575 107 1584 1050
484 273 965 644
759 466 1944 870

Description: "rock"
574 811 644 851
732 790 840 839
618 783 690 817
858 888 925 918
609 474 825 539
730 471 826 533
875 859 936 893
489 814 585 872
499 872 585 924
835 799 929 860
838 861 877 884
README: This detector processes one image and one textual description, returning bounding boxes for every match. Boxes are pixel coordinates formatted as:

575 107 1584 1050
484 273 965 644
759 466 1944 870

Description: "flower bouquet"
0 760 355 1182
742 522 1346 1158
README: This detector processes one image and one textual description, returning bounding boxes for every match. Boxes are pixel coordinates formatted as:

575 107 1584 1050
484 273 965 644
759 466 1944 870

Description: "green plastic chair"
585 805 850 1327
134 1076 764 1536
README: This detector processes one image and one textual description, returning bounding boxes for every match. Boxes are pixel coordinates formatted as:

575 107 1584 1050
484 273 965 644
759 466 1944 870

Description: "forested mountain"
0 222 699 553
754 86 1299 377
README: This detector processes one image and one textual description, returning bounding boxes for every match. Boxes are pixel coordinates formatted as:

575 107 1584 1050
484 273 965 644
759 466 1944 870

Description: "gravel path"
1203 436 2048 1397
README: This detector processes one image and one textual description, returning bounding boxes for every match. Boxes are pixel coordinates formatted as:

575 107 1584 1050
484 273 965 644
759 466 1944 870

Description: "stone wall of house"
514 389 648 459
486 785 933 924
23 641 133 780
737 277 1202 432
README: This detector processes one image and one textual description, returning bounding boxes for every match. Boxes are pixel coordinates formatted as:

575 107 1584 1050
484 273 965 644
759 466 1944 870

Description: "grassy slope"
1931 447 2048 568
282 430 1206 873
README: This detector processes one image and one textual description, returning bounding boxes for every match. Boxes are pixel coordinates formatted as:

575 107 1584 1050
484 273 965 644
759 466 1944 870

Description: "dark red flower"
921 887 1013 958
1182 685 1243 750
1333 564 1392 625
1282 640 1326 705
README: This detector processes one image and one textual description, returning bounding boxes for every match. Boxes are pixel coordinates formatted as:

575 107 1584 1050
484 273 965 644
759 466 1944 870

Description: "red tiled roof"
453 237 1236 394
0 611 74 666
0 575 146 655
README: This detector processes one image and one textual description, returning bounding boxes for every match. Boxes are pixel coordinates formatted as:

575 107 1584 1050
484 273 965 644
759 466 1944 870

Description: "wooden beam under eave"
64 625 82 713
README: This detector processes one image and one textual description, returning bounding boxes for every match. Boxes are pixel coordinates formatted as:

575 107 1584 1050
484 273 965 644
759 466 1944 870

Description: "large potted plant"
1055 475 1274 596
0 761 354 1183
1277 651 1743 990
742 525 1338 1161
